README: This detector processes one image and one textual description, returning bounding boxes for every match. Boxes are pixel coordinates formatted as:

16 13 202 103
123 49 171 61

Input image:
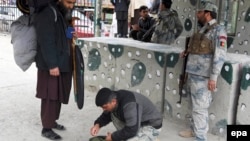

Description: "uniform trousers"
187 74 212 141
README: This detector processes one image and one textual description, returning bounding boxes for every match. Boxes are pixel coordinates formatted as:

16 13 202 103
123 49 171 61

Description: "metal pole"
94 0 102 37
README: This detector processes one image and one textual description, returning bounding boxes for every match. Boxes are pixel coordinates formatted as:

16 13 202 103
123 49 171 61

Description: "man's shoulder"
169 9 179 17
213 24 227 35
36 5 58 22
116 90 136 102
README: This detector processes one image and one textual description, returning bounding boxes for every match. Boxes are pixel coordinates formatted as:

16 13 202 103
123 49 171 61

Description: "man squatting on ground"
179 1 227 141
34 0 76 140
90 88 163 141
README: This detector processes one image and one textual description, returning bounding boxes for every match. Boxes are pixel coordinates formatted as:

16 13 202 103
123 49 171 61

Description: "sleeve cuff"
210 74 218 81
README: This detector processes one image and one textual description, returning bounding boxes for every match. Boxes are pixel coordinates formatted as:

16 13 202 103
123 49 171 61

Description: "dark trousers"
130 30 143 40
130 30 151 42
37 70 72 129
116 11 128 37
117 20 128 37
41 99 61 128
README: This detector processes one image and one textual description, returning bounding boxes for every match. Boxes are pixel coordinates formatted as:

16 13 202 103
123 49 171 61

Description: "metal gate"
0 1 21 32
0 0 96 35
74 0 95 37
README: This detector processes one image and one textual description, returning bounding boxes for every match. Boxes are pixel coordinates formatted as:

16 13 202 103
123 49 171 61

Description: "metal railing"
0 3 22 32
0 0 113 36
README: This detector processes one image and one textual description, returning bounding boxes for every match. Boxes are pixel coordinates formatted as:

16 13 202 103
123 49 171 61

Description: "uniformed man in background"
150 0 183 45
179 1 227 141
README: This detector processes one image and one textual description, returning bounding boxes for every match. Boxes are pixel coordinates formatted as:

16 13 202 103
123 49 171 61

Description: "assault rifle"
177 37 190 104
141 24 156 42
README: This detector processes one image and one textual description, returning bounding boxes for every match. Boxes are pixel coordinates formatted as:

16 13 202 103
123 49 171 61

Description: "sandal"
42 129 62 140
53 123 66 131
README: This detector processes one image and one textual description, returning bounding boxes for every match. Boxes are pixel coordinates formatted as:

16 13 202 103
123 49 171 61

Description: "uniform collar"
208 19 217 26
199 19 217 33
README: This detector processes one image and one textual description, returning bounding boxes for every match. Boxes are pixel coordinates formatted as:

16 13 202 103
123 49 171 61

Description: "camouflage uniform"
151 9 183 45
185 2 227 141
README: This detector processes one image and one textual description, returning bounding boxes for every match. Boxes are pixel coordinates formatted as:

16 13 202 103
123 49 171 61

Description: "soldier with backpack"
28 0 76 140
150 0 183 45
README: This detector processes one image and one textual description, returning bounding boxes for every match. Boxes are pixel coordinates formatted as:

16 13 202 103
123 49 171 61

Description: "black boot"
42 128 62 140
53 123 66 131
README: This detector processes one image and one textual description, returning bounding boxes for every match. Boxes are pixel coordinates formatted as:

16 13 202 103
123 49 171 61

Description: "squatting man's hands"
90 124 113 141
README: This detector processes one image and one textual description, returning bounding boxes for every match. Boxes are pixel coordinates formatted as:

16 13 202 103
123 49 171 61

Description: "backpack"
11 0 57 71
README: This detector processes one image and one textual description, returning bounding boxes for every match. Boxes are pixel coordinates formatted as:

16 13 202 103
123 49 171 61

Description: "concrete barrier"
237 63 250 125
77 37 250 138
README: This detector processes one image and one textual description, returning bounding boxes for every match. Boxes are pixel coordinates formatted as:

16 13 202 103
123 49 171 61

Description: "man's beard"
57 2 73 21
197 20 204 28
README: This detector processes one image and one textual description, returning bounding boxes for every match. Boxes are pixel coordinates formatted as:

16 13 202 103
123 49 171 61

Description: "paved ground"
0 33 225 141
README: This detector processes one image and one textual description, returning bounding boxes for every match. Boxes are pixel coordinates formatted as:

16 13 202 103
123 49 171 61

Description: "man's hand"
180 51 188 58
49 67 60 76
132 24 140 30
208 80 216 92
105 132 112 141
90 124 100 136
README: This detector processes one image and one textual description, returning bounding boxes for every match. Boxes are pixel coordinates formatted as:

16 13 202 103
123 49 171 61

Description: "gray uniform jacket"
186 19 227 81
94 90 163 141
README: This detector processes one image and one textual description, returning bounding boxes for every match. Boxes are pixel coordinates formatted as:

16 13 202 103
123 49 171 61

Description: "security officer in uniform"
179 1 227 141
151 0 183 45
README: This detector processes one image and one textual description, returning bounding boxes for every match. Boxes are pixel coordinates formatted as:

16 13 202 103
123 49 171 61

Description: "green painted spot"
241 66 250 90
131 62 146 87
77 40 84 48
221 63 233 85
190 0 197 6
244 7 250 22
108 44 124 58
215 119 227 129
166 53 179 68
88 48 101 71
154 52 166 68
184 18 192 31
